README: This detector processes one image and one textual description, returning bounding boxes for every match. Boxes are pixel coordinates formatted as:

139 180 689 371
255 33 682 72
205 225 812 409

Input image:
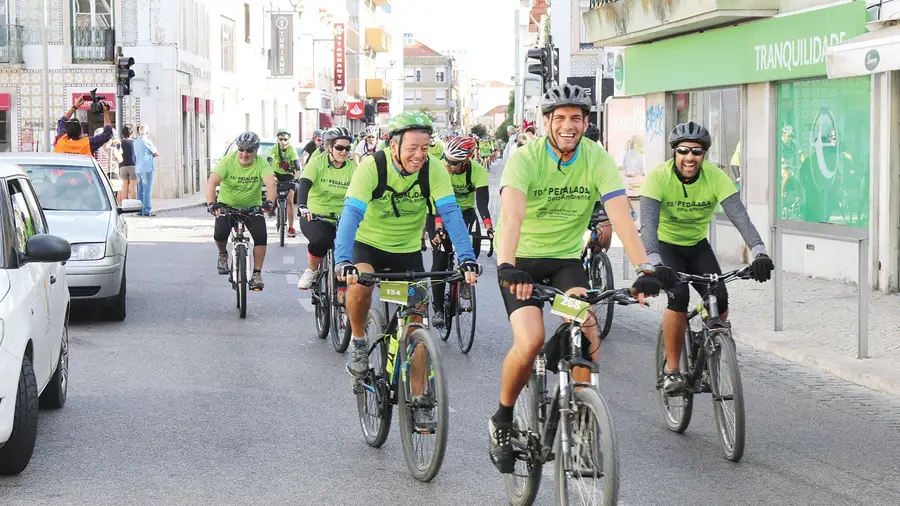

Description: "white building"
471 80 514 119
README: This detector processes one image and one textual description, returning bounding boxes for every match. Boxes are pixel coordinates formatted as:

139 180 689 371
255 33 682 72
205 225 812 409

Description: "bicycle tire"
236 248 248 319
455 283 476 354
438 288 452 342
655 326 693 433
356 309 393 448
709 333 746 462
503 374 542 506
314 271 330 339
278 203 286 247
330 255 352 353
398 327 449 482
554 386 619 506
590 252 615 340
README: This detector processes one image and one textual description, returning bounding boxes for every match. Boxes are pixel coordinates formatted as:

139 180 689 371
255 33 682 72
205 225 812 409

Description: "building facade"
403 40 459 133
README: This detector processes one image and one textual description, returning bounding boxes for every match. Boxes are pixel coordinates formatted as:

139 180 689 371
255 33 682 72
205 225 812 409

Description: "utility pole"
40 0 50 151
513 7 523 126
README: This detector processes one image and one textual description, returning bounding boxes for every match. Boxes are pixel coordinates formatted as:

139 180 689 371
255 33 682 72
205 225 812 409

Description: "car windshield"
226 141 275 158
21 164 111 212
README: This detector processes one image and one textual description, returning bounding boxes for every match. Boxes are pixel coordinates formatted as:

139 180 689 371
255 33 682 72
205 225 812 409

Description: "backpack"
371 150 432 217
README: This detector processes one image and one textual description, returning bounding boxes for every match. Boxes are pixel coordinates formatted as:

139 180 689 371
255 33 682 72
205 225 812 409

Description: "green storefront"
614 1 871 229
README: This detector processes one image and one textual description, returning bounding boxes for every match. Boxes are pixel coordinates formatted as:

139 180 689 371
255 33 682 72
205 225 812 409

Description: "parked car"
0 153 143 320
0 163 72 475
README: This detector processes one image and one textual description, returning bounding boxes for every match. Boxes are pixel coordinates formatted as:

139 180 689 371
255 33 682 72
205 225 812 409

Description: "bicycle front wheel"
504 374 542 506
655 326 693 433
313 271 330 339
356 309 393 448
590 252 615 339
278 203 286 247
455 283 476 354
398 327 449 482
708 332 746 462
438 289 453 341
236 248 248 319
555 387 619 506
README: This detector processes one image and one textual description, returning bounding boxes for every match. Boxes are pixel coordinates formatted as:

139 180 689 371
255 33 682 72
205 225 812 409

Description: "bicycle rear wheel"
708 332 746 462
313 271 330 339
356 309 393 448
236 248 248 319
554 386 619 506
278 202 286 247
438 288 453 341
455 283 476 354
590 252 615 339
655 326 693 433
398 327 449 482
330 254 352 352
504 374 542 506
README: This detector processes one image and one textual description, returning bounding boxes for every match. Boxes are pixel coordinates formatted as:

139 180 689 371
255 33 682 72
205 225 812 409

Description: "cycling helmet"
312 129 324 139
276 128 291 137
782 125 793 136
324 126 352 143
235 131 260 151
668 121 711 150
585 123 601 142
541 82 592 115
364 125 378 137
387 111 434 138
444 136 477 161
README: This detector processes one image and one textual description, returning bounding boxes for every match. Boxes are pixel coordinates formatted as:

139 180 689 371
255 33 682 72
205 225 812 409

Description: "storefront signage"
864 49 880 72
619 2 866 96
605 97 646 197
347 101 364 119
376 102 390 114
334 23 345 91
271 13 294 77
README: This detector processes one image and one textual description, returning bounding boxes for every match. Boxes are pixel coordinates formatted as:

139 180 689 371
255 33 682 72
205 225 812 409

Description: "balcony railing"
0 25 24 64
72 27 115 63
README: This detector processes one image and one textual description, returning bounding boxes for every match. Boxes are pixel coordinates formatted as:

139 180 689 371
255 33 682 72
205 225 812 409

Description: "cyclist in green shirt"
267 128 301 237
640 122 774 395
334 111 481 379
489 83 663 474
206 131 277 291
428 132 444 158
296 126 357 290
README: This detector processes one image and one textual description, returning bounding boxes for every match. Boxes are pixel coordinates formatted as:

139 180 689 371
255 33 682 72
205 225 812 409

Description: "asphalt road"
3 178 900 504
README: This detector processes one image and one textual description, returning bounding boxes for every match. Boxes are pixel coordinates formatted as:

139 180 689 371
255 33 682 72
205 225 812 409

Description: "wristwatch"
634 262 655 275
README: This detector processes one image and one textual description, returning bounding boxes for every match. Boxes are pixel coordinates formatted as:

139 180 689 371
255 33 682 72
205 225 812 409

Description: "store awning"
826 23 900 78
319 112 333 128
0 94 10 111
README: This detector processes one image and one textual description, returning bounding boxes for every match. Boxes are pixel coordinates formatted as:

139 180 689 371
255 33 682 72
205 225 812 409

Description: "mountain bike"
655 266 751 462
504 283 639 506
354 269 460 482
220 205 262 319
275 180 296 247
582 213 615 340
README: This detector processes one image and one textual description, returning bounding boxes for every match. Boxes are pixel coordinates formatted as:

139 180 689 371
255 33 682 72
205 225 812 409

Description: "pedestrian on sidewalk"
94 127 122 195
133 125 159 217
53 96 113 156
118 124 137 205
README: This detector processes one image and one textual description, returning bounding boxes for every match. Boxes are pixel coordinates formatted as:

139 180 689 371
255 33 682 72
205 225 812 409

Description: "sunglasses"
446 160 462 167
332 145 352 152
237 148 256 153
675 146 706 156
278 137 290 142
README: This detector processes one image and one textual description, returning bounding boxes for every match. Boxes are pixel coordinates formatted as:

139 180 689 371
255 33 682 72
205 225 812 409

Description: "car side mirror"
118 198 143 214
25 234 71 263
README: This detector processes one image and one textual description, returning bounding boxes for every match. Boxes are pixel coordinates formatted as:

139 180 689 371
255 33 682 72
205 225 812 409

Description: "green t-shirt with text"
641 160 738 246
214 153 274 209
268 145 299 175
498 137 625 259
300 155 357 218
450 160 489 210
346 148 454 253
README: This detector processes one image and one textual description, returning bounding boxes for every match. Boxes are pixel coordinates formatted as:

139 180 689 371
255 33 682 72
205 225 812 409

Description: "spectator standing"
118 125 137 205
133 124 159 217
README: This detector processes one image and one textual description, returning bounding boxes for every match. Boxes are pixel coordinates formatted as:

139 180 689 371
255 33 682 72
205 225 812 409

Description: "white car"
0 153 143 321
0 164 71 475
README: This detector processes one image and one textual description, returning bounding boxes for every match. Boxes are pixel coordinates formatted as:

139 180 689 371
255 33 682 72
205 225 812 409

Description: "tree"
496 90 516 142
471 124 488 138
418 107 436 121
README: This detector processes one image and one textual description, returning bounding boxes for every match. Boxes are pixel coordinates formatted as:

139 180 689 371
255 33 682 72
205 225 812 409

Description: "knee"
348 284 372 307
666 287 690 313
512 333 545 362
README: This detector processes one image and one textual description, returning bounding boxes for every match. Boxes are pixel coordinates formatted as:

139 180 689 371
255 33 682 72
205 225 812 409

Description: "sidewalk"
152 192 205 213
603 244 900 397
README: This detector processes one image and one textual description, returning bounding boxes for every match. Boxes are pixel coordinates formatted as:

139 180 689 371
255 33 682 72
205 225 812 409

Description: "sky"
393 0 518 83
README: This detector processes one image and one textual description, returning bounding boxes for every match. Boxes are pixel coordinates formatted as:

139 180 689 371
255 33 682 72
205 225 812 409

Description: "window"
404 90 415 106
405 68 415 83
21 164 110 212
435 88 446 105
221 17 235 72
674 87 742 191
403 33 413 46
244 3 251 43
0 111 8 144
8 178 45 253
72 0 112 29
435 66 446 83
415 67 422 83
434 112 447 124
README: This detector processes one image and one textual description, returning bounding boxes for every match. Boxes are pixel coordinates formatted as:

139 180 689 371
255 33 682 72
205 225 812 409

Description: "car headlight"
70 243 106 261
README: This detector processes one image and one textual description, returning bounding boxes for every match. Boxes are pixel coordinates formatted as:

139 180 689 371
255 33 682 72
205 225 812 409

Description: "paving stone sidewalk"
150 192 205 213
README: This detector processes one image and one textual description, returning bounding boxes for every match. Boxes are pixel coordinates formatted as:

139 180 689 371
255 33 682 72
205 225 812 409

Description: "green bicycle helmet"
276 128 291 138
387 111 434 138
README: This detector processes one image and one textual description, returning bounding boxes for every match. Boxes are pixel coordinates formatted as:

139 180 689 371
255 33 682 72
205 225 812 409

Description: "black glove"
207 202 224 215
654 264 675 289
458 259 482 275
262 200 274 211
336 262 358 278
751 253 774 282
486 228 495 240
421 237 427 252
632 271 662 297
497 262 532 287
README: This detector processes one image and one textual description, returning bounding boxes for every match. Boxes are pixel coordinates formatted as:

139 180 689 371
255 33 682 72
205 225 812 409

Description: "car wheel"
0 355 39 475
106 266 126 321
40 316 69 409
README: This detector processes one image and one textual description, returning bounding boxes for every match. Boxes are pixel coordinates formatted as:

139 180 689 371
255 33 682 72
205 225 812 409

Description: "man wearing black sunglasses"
641 121 774 395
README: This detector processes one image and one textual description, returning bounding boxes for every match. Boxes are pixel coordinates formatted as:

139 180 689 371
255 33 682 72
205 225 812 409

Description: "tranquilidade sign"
618 2 867 96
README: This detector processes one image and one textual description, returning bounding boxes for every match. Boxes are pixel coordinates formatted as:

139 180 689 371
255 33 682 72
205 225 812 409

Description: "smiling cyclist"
334 111 481 378
641 122 774 395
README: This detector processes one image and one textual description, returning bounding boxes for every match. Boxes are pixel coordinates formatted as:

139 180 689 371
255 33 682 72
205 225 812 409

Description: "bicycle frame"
227 214 253 285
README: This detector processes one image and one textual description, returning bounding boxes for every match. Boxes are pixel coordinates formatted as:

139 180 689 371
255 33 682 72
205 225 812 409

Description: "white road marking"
298 297 314 312
286 274 298 285
283 255 295 265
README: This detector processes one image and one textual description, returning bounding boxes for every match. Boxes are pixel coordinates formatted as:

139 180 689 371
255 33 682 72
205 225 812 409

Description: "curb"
153 202 206 214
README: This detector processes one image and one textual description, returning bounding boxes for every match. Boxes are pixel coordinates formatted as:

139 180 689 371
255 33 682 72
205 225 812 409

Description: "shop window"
674 87 742 189
776 77 870 228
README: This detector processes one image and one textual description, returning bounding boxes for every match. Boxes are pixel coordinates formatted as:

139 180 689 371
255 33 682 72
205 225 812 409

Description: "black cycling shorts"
298 218 336 258
275 173 295 184
499 258 589 317
214 214 267 246
353 241 424 274
658 239 728 313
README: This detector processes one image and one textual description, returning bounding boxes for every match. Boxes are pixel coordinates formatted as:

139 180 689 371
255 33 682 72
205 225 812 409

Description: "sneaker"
297 268 318 290
432 311 445 329
460 283 471 300
347 338 369 378
249 272 264 291
288 227 297 238
217 254 229 275
488 417 517 474
662 371 687 395
410 395 436 434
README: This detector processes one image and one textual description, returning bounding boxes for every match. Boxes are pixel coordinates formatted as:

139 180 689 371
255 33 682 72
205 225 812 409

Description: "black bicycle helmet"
668 121 711 150
541 82 592 115
235 131 260 151
585 123 601 142
324 126 352 143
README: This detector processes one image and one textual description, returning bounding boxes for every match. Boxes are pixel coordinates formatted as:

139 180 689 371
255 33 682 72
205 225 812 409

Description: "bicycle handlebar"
527 283 640 306
674 266 752 286
218 205 263 216
358 270 462 287
310 213 340 222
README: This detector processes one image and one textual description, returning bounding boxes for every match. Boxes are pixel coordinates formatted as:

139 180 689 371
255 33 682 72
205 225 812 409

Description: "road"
3 181 900 504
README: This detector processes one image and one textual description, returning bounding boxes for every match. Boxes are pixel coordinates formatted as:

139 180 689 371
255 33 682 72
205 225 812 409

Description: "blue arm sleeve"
334 197 367 264
436 196 476 262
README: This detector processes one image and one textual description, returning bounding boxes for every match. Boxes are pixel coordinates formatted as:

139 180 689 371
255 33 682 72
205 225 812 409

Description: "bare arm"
604 195 649 267
497 187 526 266
103 106 112 127
263 174 277 203
206 173 223 204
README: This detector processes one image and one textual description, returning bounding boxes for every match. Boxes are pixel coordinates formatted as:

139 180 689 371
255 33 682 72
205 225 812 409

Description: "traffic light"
526 47 550 93
549 46 559 88
117 56 135 95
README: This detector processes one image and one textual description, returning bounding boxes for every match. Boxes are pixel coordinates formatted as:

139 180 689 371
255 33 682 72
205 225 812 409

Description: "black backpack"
371 150 432 217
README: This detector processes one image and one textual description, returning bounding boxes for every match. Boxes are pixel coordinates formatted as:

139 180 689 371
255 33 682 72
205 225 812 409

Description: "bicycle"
504 283 639 506
582 214 615 340
275 180 296 247
354 269 460 482
655 266 751 462
305 213 352 351
219 205 263 319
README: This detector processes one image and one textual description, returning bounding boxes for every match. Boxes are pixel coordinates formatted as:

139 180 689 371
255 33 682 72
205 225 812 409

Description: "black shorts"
353 241 424 274
275 173 295 184
299 218 336 258
658 239 728 313
499 258 589 317
214 214 267 246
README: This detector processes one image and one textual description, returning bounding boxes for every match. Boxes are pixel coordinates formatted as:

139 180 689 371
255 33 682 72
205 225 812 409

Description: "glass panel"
20 164 111 212
776 77 871 227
